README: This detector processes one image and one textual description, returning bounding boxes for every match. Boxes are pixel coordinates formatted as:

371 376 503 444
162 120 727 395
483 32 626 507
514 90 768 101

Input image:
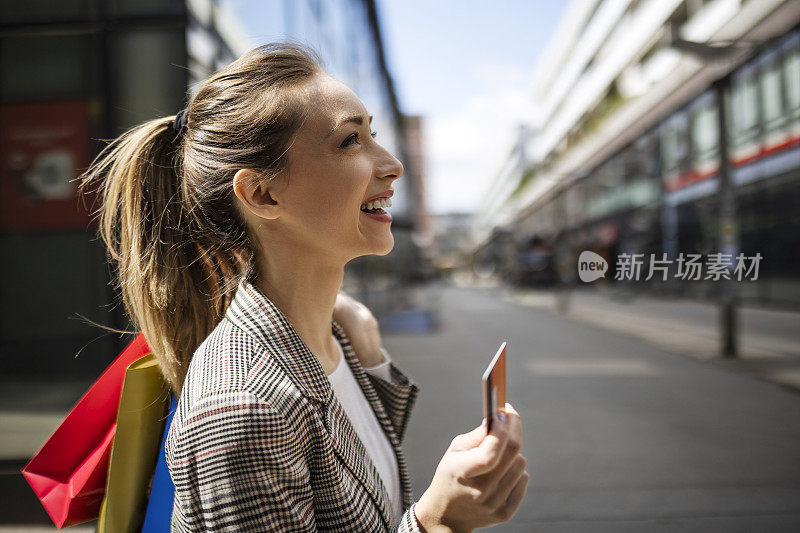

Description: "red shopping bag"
21 332 151 528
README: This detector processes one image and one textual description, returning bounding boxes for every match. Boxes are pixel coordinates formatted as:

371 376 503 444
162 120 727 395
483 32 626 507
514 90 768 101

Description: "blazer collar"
224 276 337 405
223 276 407 529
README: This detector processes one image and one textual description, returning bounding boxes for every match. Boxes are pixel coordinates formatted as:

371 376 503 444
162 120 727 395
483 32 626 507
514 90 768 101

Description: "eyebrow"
325 114 373 139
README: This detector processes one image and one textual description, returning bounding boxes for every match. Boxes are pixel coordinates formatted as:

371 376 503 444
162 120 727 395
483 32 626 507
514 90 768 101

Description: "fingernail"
498 412 507 423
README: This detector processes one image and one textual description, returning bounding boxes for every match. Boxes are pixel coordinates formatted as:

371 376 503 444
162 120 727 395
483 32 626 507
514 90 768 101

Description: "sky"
224 0 569 215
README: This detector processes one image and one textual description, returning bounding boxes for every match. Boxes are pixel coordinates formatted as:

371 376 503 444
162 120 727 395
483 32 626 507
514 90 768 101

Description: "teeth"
361 198 392 210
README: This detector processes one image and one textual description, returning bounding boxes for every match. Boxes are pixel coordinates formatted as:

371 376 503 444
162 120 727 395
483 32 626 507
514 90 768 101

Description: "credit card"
482 342 507 433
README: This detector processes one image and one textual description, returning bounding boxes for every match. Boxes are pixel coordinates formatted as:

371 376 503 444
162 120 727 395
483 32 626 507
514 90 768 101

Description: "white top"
326 341 403 525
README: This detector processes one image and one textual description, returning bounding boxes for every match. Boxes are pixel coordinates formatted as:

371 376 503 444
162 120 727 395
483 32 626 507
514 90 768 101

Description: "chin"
375 237 395 256
365 233 395 257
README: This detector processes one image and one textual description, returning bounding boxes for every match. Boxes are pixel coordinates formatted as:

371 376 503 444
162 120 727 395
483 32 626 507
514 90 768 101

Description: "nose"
376 147 404 182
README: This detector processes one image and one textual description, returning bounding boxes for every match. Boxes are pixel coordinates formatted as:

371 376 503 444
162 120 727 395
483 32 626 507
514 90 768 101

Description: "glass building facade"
1 0 190 375
512 25 800 305
0 0 418 377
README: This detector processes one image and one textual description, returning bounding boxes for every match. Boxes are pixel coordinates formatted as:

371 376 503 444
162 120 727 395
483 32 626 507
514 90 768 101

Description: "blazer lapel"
322 348 394 529
331 320 415 512
224 277 403 531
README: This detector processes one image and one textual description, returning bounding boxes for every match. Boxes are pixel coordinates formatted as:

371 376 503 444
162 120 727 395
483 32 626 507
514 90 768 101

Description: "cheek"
328 167 370 219
295 160 369 231
300 188 357 232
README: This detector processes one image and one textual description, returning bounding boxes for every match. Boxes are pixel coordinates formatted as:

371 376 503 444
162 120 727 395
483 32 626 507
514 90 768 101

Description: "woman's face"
253 73 404 262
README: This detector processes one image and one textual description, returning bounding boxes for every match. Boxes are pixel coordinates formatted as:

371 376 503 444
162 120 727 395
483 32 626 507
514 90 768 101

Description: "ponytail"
78 117 244 396
78 42 324 396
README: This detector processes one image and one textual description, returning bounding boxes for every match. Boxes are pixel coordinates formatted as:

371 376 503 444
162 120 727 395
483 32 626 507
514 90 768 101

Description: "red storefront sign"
0 101 92 231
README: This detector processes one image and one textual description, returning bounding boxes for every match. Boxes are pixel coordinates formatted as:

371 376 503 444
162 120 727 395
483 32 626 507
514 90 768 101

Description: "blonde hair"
78 42 325 396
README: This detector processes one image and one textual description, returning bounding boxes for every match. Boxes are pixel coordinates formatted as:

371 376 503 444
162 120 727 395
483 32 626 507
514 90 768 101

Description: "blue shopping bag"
141 394 177 532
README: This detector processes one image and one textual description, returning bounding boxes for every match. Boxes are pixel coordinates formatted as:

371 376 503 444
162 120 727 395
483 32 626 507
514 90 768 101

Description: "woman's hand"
332 290 385 368
414 403 529 533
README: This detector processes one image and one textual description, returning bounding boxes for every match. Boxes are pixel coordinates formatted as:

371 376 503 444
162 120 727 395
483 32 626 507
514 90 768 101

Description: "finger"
503 403 520 421
496 403 522 452
461 416 511 478
485 454 527 509
467 426 522 488
486 406 522 477
449 419 488 452
506 404 523 451
497 471 529 521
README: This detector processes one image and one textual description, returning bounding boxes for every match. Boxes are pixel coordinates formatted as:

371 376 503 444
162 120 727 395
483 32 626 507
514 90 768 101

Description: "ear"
232 168 283 220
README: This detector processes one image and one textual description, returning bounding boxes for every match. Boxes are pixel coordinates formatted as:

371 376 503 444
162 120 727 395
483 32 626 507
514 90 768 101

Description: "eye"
341 130 378 148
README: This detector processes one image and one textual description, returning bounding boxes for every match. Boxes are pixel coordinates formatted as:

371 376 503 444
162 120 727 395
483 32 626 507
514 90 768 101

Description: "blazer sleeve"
166 389 317 532
363 347 420 444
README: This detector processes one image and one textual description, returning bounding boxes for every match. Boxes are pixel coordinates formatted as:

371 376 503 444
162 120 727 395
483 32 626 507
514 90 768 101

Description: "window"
759 51 784 132
730 64 760 146
107 0 184 17
0 34 92 102
782 32 800 115
0 0 95 23
660 110 690 175
109 29 186 131
690 92 719 163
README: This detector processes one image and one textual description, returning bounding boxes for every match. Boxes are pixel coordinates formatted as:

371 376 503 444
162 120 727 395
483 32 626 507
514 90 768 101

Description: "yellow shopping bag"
97 352 170 533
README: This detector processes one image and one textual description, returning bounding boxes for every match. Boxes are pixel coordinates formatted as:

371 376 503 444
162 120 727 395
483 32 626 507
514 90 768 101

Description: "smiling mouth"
360 197 391 214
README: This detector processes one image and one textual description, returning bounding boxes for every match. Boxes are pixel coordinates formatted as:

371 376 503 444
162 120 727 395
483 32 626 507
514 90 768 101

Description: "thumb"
449 419 488 452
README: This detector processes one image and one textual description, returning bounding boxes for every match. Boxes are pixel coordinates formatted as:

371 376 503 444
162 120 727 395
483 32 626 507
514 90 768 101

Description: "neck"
252 238 344 366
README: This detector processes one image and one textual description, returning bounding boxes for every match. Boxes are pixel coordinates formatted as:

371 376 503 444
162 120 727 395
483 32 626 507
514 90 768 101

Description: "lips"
363 189 393 203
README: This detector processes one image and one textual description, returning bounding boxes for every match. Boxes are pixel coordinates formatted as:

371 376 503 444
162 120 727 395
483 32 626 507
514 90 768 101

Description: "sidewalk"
0 377 91 461
0 377 96 529
500 284 800 393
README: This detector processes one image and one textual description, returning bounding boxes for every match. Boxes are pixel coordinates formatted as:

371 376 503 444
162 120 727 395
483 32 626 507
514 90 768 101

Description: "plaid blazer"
165 277 423 532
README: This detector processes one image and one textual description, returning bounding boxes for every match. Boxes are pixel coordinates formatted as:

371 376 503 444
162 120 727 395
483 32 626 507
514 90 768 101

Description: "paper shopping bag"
97 352 170 533
21 333 150 528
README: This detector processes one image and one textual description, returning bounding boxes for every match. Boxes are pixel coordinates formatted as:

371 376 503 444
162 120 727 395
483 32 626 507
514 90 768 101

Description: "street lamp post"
669 35 751 358
714 75 739 358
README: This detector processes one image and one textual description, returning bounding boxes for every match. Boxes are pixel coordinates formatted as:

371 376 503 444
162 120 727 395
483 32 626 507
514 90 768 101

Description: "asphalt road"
387 282 800 532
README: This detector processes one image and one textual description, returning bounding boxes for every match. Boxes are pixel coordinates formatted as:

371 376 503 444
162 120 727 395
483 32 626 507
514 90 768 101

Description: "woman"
79 42 528 532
